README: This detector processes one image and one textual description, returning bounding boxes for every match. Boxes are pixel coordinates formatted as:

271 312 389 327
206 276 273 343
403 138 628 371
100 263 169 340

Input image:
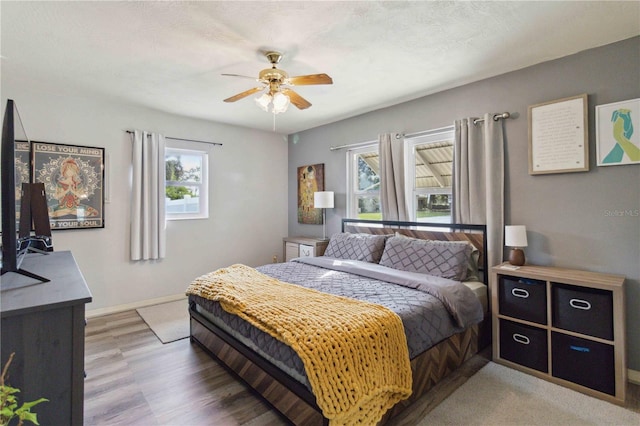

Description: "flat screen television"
1 99 48 282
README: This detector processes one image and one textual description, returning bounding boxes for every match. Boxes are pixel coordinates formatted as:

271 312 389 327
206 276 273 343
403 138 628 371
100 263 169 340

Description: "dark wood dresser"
1 251 92 425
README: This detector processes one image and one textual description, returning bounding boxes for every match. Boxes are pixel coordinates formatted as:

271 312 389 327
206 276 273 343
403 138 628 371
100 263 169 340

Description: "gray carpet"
136 299 190 343
419 362 638 425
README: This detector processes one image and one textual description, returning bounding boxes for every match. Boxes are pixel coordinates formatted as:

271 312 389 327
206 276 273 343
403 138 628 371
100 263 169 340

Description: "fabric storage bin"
551 332 615 395
499 275 547 324
499 319 548 373
552 283 613 340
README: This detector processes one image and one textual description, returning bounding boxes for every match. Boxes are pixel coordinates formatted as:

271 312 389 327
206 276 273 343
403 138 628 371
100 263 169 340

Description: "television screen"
1 99 49 283
1 99 18 274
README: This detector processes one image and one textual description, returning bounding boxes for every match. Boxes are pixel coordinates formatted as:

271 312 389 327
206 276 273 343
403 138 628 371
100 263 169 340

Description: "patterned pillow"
379 235 472 281
323 233 387 263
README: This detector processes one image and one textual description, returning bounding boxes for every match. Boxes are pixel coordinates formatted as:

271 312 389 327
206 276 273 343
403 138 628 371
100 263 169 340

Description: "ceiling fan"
223 51 333 113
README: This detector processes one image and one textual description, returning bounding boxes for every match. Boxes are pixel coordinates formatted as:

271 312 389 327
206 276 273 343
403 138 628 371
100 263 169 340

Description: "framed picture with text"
528 94 589 175
596 98 640 167
32 141 105 230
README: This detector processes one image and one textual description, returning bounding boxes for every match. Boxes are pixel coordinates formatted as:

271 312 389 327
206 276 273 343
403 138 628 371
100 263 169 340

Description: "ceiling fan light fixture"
271 91 290 114
224 51 331 115
255 92 272 112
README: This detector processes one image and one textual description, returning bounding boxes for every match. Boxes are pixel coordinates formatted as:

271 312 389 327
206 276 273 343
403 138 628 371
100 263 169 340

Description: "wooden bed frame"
189 219 488 425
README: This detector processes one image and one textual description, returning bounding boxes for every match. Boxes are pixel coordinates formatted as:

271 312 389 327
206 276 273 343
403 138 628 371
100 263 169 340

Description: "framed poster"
32 141 105 230
297 163 324 224
596 98 640 166
528 94 589 175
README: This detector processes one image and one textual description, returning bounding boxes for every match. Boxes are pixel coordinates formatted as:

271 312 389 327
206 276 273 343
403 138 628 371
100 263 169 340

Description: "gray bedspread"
190 258 483 389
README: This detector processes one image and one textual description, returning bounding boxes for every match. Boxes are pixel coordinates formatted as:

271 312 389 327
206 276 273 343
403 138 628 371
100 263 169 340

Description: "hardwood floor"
84 310 640 425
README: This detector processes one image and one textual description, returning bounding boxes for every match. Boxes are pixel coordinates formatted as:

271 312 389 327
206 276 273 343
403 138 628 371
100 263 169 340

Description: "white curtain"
379 133 409 221
130 130 166 261
454 114 505 269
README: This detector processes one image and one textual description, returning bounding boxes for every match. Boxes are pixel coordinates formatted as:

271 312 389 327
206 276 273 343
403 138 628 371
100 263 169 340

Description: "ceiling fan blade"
221 73 258 80
223 87 264 103
282 88 312 110
288 73 333 86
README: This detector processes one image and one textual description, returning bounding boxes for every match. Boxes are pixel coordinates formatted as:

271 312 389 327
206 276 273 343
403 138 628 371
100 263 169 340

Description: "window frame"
346 144 380 220
405 126 454 223
164 141 209 221
345 127 455 222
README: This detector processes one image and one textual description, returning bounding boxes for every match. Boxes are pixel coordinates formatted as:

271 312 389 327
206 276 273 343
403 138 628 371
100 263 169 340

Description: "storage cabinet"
1 251 92 425
282 237 329 262
491 264 626 405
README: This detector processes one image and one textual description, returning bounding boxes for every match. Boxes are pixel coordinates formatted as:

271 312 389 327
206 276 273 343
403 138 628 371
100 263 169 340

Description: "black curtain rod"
125 130 222 146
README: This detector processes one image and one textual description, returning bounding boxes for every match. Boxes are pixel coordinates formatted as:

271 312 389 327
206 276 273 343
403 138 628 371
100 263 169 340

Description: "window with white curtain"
165 142 209 220
346 127 454 222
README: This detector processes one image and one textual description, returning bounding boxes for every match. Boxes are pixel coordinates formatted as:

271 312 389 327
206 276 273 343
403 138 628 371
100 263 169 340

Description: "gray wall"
288 37 640 370
2 85 288 312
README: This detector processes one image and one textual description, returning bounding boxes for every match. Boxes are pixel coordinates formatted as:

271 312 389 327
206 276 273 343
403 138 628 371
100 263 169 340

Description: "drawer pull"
512 333 530 345
511 288 530 299
569 298 591 310
570 345 590 353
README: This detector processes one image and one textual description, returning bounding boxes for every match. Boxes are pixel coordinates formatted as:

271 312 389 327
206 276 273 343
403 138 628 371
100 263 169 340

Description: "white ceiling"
1 1 639 135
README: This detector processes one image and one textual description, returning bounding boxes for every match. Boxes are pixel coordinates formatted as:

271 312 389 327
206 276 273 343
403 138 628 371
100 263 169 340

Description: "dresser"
1 251 92 425
283 236 329 262
491 263 626 405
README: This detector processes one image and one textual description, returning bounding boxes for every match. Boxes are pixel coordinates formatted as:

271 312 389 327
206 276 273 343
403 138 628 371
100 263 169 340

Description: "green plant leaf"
0 385 20 395
19 411 39 425
19 398 48 410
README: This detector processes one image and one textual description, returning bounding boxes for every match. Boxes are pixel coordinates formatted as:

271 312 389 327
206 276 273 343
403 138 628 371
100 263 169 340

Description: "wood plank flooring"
84 309 640 425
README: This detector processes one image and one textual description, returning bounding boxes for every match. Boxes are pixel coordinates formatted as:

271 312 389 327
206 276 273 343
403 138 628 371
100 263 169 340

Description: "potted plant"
0 353 48 426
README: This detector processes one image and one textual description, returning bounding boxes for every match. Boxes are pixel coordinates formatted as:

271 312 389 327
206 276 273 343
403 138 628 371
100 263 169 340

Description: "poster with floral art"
32 141 105 229
297 163 324 224
596 98 640 166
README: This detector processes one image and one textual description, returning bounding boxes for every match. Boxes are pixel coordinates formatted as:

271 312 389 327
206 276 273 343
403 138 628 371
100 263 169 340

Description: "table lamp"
314 191 334 240
505 225 528 266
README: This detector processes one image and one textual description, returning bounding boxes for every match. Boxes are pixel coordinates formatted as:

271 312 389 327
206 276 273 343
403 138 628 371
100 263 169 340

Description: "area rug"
419 362 638 425
136 299 190 344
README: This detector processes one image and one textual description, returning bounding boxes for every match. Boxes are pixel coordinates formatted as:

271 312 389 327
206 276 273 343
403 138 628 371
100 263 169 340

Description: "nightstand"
491 263 626 405
283 236 329 262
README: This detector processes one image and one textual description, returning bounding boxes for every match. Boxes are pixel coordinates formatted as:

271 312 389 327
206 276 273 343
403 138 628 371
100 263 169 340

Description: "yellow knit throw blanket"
186 264 412 425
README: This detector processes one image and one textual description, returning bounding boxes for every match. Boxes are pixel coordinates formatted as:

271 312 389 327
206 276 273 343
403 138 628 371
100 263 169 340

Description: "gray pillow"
323 232 387 263
379 234 472 281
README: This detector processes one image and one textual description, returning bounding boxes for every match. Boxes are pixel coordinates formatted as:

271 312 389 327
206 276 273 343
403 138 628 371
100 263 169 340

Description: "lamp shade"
255 93 271 112
314 191 334 209
505 225 528 248
271 92 290 114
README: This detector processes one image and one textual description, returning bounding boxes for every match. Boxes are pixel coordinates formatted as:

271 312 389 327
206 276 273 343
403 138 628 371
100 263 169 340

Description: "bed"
188 219 489 425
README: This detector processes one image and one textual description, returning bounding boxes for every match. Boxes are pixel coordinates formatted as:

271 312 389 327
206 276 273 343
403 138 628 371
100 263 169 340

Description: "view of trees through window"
356 155 381 220
164 148 207 218
165 156 201 200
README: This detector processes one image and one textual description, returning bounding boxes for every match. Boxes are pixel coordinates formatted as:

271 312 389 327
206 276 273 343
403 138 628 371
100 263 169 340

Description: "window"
346 127 454 222
165 144 208 220
347 145 381 220
406 128 454 223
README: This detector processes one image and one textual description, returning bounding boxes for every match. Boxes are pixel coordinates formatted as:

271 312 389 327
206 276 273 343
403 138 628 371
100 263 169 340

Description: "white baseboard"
629 368 640 385
86 293 187 319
